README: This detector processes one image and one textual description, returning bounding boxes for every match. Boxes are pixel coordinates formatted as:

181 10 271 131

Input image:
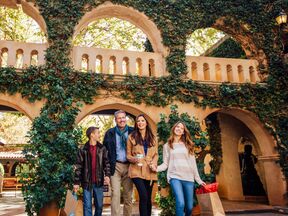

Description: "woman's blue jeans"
83 184 103 216
170 178 194 216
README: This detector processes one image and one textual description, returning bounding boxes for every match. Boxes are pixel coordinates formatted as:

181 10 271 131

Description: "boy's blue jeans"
170 178 195 216
83 184 103 216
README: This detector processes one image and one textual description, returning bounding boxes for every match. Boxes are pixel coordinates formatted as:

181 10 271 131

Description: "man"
74 127 110 216
103 110 134 216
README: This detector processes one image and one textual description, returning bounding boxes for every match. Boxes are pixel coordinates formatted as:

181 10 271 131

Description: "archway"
76 102 158 204
0 0 47 34
0 1 47 68
74 2 166 56
0 103 32 183
77 102 157 132
78 109 136 143
212 17 264 61
238 137 267 199
73 17 147 52
186 28 229 57
186 27 260 83
212 17 268 80
0 93 43 120
202 108 286 206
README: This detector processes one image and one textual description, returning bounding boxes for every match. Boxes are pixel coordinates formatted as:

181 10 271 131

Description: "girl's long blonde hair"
168 121 194 155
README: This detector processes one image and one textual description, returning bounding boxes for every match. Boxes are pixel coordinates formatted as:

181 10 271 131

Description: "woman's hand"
149 163 157 172
130 157 139 164
201 182 206 186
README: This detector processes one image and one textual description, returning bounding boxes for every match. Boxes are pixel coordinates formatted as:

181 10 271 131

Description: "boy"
74 127 110 216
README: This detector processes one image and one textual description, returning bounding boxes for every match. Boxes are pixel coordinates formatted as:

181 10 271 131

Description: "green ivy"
208 38 247 59
205 113 223 175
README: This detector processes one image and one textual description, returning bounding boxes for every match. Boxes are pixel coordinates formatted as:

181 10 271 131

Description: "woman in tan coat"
126 114 158 216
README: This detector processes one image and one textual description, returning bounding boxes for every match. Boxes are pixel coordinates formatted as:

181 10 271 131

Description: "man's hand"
104 176 110 185
73 184 79 193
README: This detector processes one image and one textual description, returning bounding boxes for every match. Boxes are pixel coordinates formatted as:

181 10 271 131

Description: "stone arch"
76 99 158 132
201 108 286 206
73 2 167 56
188 18 268 80
212 18 257 58
212 17 268 80
0 93 43 120
0 0 47 34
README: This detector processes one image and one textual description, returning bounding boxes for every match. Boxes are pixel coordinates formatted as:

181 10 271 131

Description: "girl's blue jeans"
170 178 195 216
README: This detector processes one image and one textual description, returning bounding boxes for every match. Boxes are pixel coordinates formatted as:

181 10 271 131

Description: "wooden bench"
3 177 22 190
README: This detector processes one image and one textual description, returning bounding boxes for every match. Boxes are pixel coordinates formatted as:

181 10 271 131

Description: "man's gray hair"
114 110 126 118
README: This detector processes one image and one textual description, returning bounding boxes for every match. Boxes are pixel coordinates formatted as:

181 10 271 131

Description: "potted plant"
39 201 60 216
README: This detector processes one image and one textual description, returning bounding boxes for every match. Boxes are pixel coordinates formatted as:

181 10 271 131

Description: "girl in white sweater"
155 121 206 216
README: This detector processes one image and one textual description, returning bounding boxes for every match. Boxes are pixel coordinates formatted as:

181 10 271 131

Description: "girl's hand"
201 182 206 186
150 163 157 172
73 184 79 192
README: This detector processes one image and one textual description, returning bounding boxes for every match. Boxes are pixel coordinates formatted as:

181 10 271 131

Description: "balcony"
0 40 260 83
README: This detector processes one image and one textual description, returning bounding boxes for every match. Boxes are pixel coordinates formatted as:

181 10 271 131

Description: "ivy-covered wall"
207 38 247 59
0 0 287 214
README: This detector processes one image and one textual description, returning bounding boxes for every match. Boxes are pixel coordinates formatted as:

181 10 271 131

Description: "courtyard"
0 1 287 216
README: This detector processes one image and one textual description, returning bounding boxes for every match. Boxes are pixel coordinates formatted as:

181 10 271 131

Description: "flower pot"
39 201 60 216
192 204 201 216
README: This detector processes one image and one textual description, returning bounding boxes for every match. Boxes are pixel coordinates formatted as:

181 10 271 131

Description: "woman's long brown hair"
131 114 155 147
168 121 194 155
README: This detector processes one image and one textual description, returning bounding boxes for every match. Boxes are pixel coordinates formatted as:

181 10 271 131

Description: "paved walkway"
0 191 161 216
0 191 286 216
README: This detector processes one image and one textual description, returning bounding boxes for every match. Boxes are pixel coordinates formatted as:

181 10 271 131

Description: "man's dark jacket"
74 141 110 189
103 126 134 175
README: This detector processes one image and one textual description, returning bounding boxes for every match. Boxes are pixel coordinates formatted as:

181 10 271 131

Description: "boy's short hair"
86 126 99 139
114 110 126 118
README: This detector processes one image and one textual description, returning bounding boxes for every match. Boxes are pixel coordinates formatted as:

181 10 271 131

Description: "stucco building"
0 0 286 207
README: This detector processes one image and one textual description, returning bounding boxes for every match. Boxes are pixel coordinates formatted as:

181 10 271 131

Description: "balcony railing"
0 40 47 68
0 40 260 83
186 56 260 83
72 46 166 77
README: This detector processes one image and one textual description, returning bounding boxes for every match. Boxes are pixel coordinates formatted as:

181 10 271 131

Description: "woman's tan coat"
126 134 158 180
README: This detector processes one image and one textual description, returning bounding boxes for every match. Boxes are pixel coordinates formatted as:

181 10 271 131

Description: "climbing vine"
0 0 287 214
208 38 247 59
205 113 223 175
